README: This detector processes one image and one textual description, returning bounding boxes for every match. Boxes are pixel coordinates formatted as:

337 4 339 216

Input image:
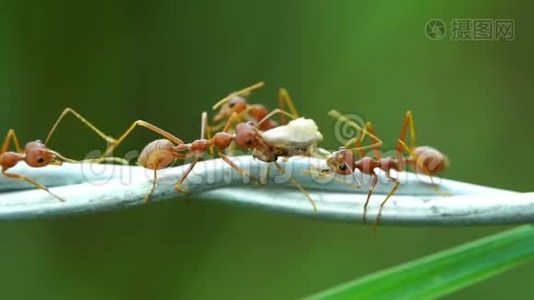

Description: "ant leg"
396 111 417 170
259 163 270 184
2 171 65 202
200 112 208 140
103 120 184 156
374 173 400 228
278 88 299 124
1 129 23 153
223 112 242 133
399 110 417 149
329 110 383 155
81 156 129 165
44 149 128 166
144 169 158 204
304 166 360 187
200 112 216 158
212 81 265 110
365 122 382 159
274 162 317 212
218 153 256 181
213 112 241 157
176 156 200 192
256 108 297 128
348 121 382 160
362 173 378 224
45 108 116 146
347 132 366 157
46 148 128 165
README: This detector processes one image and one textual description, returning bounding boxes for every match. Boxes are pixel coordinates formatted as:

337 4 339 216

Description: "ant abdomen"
0 152 22 169
248 105 277 130
138 139 176 170
248 104 268 120
412 146 449 174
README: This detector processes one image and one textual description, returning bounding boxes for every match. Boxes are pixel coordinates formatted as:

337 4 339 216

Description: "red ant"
322 110 449 225
0 108 126 202
240 109 326 211
211 82 299 131
102 107 323 210
101 111 256 202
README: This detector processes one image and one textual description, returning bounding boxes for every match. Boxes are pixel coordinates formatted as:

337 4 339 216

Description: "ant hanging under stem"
322 110 449 226
0 108 127 202
211 82 299 131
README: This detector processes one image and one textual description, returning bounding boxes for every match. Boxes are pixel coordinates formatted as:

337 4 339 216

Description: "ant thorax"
260 118 323 148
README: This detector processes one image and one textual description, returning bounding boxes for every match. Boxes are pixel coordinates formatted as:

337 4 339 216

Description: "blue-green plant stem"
0 156 531 224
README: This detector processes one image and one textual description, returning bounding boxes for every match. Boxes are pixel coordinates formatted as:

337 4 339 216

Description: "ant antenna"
212 81 265 110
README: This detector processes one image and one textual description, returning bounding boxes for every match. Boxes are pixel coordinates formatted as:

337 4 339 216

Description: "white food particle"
261 118 323 147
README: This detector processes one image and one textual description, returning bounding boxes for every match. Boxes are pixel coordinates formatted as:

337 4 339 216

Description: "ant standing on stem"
322 110 449 226
211 82 299 131
0 108 126 202
103 104 324 210
102 84 324 210
101 110 257 203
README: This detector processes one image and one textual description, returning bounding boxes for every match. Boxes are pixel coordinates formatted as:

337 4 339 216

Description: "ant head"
228 96 247 112
234 122 258 149
324 148 354 175
213 96 247 122
24 140 56 168
412 146 449 174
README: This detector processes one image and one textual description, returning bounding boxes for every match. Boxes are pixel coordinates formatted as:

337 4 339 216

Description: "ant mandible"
322 110 449 226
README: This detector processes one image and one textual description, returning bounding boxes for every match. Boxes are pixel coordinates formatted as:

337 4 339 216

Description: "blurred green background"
0 0 532 299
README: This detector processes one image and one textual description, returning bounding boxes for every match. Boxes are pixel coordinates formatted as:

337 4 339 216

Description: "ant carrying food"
322 110 449 225
211 82 299 131
0 108 126 202
102 104 324 210
234 108 325 211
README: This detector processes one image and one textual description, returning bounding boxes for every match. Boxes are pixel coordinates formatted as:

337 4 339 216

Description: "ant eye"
37 157 44 163
229 102 236 108
245 139 253 146
338 164 348 171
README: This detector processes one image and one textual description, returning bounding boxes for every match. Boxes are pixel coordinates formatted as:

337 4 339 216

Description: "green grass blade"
308 225 534 300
